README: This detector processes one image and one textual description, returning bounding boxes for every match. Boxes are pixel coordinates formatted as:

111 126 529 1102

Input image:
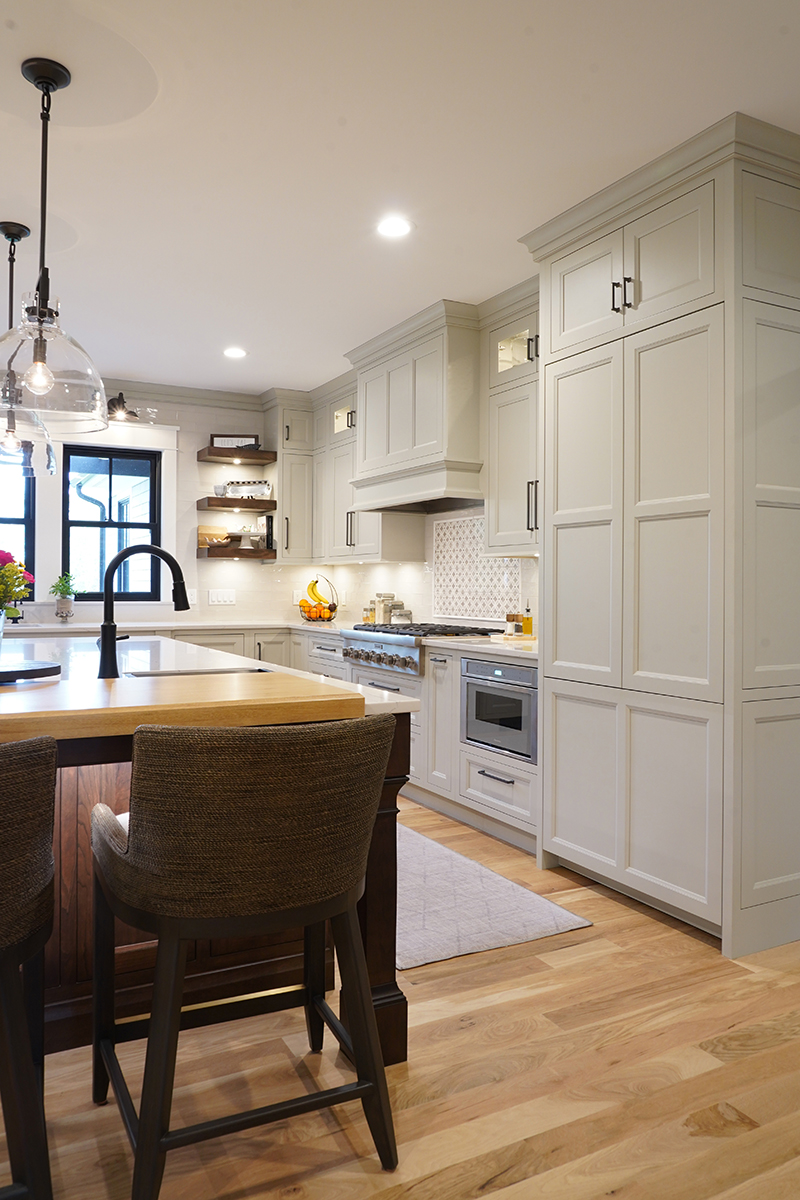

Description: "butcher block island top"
0 635 374 743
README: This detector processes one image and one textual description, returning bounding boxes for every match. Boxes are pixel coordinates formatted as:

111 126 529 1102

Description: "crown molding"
309 369 357 407
476 276 539 328
102 377 263 412
520 112 800 263
346 299 479 370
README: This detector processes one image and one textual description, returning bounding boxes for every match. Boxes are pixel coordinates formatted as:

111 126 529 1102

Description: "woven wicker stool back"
0 735 57 1200
0 736 57 950
93 713 396 920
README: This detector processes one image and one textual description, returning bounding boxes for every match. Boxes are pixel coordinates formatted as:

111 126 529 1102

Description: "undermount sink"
125 667 272 678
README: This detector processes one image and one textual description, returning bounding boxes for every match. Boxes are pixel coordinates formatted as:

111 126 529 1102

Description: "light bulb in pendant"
1 423 21 452
22 358 55 397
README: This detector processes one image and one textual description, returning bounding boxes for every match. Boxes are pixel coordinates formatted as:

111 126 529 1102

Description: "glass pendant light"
0 220 56 475
0 58 107 439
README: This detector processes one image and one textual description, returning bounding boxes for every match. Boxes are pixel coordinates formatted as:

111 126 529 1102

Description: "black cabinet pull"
346 409 356 428
284 517 289 550
533 479 539 531
256 641 262 660
346 511 355 547
285 424 290 441
611 281 622 313
526 480 535 531
623 276 634 308
478 768 515 786
430 656 448 663
366 681 401 692
526 334 540 362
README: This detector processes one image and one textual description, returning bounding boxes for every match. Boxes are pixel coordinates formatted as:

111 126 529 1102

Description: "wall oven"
461 659 537 764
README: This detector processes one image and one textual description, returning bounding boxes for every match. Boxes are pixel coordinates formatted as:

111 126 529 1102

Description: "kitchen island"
0 636 416 1063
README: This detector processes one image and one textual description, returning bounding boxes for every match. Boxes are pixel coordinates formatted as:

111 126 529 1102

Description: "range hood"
346 300 484 513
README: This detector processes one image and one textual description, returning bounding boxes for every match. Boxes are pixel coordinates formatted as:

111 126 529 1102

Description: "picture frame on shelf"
210 433 261 449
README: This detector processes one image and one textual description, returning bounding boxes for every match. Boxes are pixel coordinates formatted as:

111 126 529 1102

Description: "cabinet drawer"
306 635 343 669
459 748 538 829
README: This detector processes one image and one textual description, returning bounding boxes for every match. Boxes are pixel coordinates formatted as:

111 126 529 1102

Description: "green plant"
49 573 76 598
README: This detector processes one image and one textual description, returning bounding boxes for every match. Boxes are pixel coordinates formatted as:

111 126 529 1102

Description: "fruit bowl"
298 575 339 623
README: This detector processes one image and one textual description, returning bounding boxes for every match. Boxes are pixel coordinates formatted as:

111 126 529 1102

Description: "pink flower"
0 551 14 568
22 571 34 584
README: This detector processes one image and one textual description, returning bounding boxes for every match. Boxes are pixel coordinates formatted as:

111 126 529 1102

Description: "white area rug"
396 824 591 970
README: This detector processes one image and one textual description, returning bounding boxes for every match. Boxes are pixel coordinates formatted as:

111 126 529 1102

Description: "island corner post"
44 711 410 1066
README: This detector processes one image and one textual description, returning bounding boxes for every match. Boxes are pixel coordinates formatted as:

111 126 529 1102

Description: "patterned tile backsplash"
433 516 521 620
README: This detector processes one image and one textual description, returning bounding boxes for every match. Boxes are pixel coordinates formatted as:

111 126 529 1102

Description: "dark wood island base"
43 713 410 1066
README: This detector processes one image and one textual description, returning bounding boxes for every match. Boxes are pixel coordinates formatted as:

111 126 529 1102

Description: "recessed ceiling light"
224 346 247 358
377 214 413 238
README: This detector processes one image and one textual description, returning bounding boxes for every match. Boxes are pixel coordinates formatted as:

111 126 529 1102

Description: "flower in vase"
0 552 34 618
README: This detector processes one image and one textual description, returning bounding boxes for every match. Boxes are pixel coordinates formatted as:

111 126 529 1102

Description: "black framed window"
62 446 162 600
0 451 35 592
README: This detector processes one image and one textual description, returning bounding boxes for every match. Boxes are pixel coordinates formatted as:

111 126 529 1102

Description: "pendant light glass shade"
0 405 57 476
0 293 107 437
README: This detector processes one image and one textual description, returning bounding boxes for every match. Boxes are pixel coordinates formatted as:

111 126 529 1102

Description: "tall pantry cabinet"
522 113 800 957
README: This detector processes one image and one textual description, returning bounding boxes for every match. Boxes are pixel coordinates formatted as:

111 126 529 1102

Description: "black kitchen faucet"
98 545 190 679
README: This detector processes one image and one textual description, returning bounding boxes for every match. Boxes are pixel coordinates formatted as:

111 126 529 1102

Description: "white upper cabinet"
544 344 624 687
281 407 313 451
280 452 313 560
622 309 724 702
485 380 539 554
742 301 800 688
488 309 540 387
549 182 715 354
742 173 800 300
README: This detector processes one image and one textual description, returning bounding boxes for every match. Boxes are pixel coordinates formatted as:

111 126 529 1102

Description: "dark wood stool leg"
93 871 115 1105
0 971 27 1187
22 946 45 1096
331 907 398 1171
131 930 187 1200
303 922 326 1052
0 953 53 1200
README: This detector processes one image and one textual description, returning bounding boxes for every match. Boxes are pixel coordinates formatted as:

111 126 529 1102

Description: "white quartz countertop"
422 634 538 661
0 635 419 717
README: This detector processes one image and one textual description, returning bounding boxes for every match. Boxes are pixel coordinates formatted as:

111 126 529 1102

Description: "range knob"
384 654 398 666
367 650 380 663
342 647 353 659
398 656 414 669
357 649 369 661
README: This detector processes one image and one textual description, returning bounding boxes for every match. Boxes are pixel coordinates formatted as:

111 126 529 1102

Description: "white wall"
20 382 538 629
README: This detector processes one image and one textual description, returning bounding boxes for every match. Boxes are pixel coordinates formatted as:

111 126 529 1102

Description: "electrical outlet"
186 589 197 606
292 589 303 604
208 589 236 605
339 590 347 606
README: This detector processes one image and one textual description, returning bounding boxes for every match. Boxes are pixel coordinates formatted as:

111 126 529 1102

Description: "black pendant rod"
20 58 71 315
38 86 51 289
0 222 31 331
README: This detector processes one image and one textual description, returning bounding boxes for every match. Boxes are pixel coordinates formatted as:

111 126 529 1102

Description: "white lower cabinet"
459 746 538 830
306 632 345 678
543 677 722 924
424 651 457 796
350 666 423 781
251 631 288 666
172 631 246 656
740 697 800 909
290 631 309 672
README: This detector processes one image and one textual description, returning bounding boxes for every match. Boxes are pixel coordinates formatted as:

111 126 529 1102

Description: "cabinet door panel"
624 182 715 325
623 309 724 700
743 172 800 299
550 231 624 352
743 301 800 687
489 309 539 388
545 681 620 866
425 652 455 797
625 695 721 922
741 698 800 906
545 346 623 685
329 443 354 558
413 345 442 456
172 632 246 655
387 360 413 458
486 381 538 552
312 452 328 559
281 453 313 560
282 408 313 451
361 372 388 470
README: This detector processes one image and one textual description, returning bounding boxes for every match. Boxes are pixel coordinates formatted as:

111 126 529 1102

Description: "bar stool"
92 714 398 1200
0 735 57 1200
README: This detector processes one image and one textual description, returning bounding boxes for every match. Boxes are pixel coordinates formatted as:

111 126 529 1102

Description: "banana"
308 578 327 604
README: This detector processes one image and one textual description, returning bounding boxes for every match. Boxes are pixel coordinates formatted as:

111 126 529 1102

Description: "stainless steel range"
341 623 497 676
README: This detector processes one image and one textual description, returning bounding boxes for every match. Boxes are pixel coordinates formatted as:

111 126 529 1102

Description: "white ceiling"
0 0 798 396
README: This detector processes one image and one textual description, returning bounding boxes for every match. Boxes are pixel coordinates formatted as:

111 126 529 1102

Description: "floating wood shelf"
196 497 277 513
196 547 277 560
197 446 277 466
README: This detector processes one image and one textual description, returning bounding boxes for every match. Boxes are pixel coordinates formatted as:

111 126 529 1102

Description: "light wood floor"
9 795 800 1200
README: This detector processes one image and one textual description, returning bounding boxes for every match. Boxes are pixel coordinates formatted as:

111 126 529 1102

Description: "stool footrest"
161 1079 374 1152
114 984 308 1045
315 996 354 1061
